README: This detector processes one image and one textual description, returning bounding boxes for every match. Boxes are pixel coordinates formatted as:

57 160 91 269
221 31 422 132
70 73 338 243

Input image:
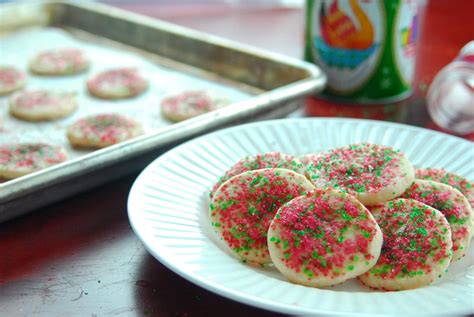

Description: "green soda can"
304 0 419 103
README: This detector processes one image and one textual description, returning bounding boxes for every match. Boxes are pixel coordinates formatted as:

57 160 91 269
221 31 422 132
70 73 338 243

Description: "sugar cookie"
67 113 143 148
87 68 148 99
306 143 414 206
268 187 382 287
210 168 315 264
29 48 89 76
359 199 452 291
401 179 472 260
416 168 474 210
0 143 67 179
211 152 306 197
9 90 77 121
161 90 220 122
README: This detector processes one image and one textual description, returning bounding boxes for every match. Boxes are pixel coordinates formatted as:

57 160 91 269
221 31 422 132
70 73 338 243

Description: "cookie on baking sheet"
210 168 315 264
9 89 77 122
359 199 452 291
161 90 225 122
416 168 474 210
87 68 148 99
401 179 472 260
29 48 90 76
306 143 415 206
210 152 306 198
0 143 68 179
67 113 144 149
268 187 383 288
0 66 26 95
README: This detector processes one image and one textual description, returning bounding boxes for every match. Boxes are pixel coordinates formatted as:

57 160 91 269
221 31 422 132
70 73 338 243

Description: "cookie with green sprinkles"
67 113 143 149
359 199 452 291
210 168 315 264
211 152 306 198
401 180 472 260
416 168 474 210
29 48 89 76
87 68 148 99
267 187 382 287
161 90 226 123
9 89 77 122
306 143 415 206
0 143 67 179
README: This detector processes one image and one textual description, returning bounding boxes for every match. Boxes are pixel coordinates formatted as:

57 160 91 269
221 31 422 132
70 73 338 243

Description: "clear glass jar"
427 41 474 135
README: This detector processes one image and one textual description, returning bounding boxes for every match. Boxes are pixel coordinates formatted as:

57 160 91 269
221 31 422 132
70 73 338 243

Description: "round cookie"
211 152 306 197
359 199 452 291
0 66 26 95
161 90 219 122
67 113 143 149
0 143 67 179
9 90 77 121
268 187 383 287
210 168 315 264
306 143 415 206
87 68 148 99
416 168 474 210
29 48 89 76
401 179 472 260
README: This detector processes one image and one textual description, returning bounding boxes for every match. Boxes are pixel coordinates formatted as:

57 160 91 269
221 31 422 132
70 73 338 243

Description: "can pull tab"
427 41 474 135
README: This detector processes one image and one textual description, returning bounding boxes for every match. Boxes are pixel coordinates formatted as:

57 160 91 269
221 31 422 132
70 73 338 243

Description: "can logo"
305 0 419 103
311 0 384 94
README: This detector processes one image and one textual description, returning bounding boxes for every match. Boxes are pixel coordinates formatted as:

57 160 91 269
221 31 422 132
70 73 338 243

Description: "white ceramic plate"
128 118 474 315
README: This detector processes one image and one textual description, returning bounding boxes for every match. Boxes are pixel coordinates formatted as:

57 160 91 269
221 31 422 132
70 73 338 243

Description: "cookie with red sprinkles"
29 48 89 76
360 199 452 291
210 168 315 264
267 187 382 287
67 113 144 149
0 143 67 179
9 89 77 121
87 68 148 99
401 180 472 260
416 168 474 210
210 152 306 198
306 143 415 206
161 90 224 122
0 66 26 95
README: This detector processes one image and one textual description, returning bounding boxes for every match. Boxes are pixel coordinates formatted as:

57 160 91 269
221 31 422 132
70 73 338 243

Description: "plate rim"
128 117 473 315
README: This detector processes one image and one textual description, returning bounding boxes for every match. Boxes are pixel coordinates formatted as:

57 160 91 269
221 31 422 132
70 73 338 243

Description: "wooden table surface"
1 1 472 316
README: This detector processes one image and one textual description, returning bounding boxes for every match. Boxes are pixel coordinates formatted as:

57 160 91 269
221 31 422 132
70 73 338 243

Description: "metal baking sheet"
0 27 251 161
0 1 326 222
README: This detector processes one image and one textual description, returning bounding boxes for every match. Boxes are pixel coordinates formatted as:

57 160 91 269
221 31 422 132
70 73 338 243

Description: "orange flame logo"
320 0 374 50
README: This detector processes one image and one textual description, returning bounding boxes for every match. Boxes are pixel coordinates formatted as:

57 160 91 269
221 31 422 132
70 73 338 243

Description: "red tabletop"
0 1 472 316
